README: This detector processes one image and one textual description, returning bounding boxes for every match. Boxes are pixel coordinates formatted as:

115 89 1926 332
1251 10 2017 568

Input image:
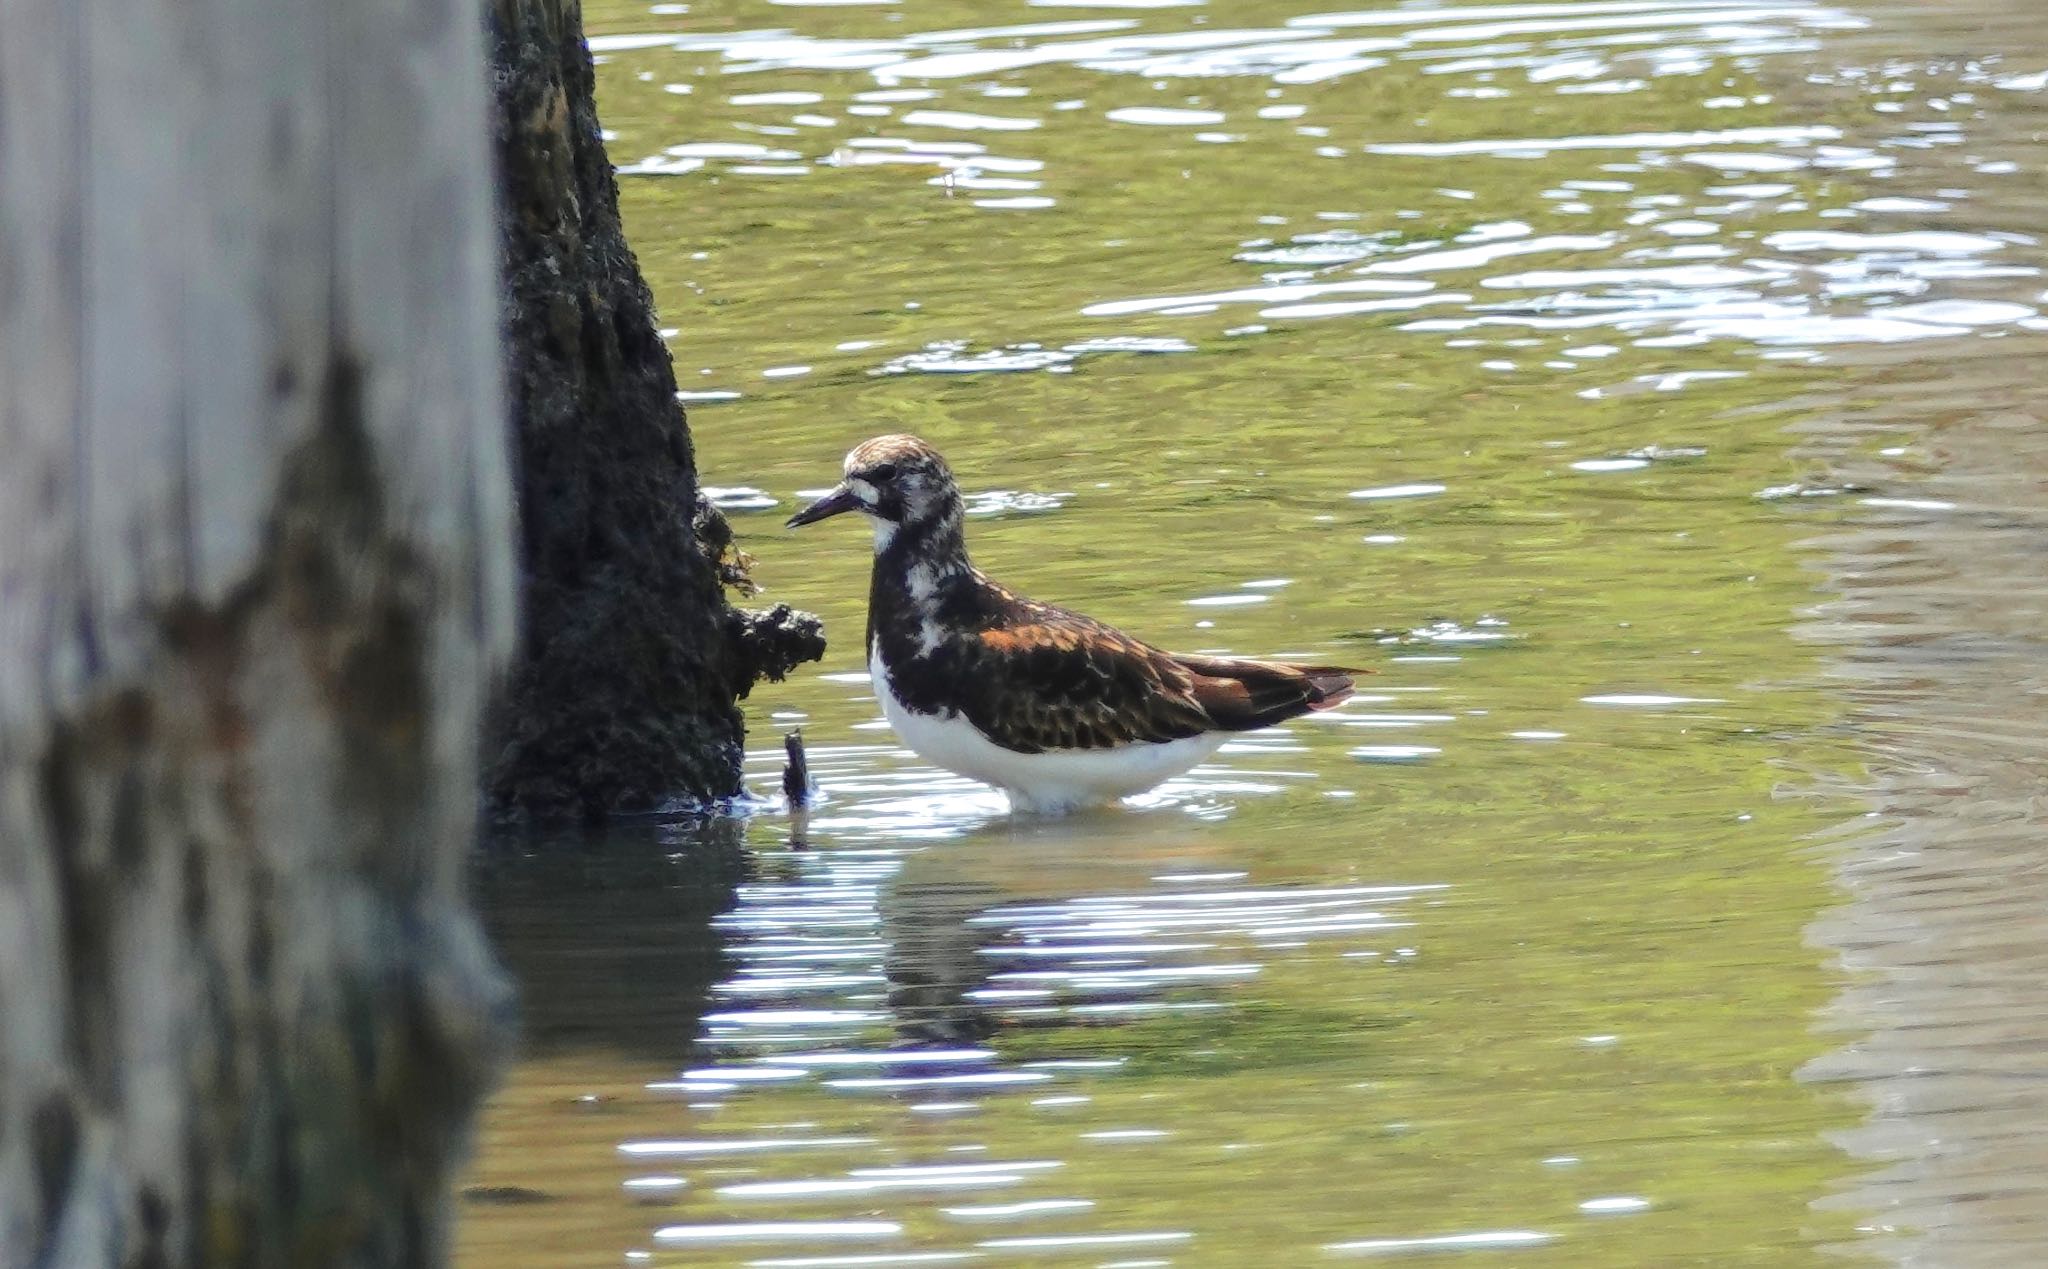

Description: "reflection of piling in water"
476 819 749 1056
881 877 1007 1044
1794 323 2048 1261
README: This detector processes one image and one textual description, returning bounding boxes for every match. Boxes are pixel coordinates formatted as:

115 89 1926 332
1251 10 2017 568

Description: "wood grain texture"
0 0 514 1263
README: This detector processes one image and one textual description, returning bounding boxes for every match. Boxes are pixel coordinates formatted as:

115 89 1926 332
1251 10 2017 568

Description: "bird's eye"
868 462 899 482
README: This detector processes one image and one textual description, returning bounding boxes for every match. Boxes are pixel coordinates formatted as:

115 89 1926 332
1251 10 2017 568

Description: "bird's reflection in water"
777 795 1273 1052
880 874 1007 1044
464 774 1440 1264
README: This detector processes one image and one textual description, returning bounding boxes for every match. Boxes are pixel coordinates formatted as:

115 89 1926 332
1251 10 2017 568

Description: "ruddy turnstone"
787 435 1361 813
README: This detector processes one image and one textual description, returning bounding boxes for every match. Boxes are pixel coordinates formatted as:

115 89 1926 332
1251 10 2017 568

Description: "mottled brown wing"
953 621 1215 754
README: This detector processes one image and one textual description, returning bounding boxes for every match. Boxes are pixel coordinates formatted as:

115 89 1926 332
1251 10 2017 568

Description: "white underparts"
869 645 1226 814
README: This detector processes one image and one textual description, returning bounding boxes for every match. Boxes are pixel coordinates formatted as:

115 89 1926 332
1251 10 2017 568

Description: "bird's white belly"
869 647 1225 814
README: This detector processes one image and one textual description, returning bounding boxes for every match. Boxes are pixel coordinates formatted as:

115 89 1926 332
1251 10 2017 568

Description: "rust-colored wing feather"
949 613 1363 754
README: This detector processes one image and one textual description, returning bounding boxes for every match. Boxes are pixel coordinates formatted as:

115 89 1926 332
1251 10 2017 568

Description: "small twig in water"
782 728 814 810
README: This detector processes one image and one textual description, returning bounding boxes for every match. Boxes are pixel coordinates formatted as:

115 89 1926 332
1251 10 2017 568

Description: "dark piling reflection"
475 817 749 1057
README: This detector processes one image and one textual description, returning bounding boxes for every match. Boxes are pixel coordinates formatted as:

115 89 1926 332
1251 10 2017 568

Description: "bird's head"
786 434 961 546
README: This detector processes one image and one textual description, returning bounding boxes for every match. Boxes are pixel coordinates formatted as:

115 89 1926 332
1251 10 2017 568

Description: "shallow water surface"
459 1 2048 1264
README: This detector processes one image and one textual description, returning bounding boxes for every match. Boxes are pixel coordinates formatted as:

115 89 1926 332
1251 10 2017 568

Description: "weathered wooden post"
485 0 824 820
0 0 515 1264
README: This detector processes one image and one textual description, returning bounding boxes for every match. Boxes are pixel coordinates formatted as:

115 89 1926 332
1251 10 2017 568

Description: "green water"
459 1 2048 1264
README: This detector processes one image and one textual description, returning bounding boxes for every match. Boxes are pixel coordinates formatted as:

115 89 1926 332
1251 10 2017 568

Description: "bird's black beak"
786 483 861 529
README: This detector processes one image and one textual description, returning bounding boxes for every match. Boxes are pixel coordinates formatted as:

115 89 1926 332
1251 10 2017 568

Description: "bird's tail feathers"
1175 655 1371 731
1300 667 1363 711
